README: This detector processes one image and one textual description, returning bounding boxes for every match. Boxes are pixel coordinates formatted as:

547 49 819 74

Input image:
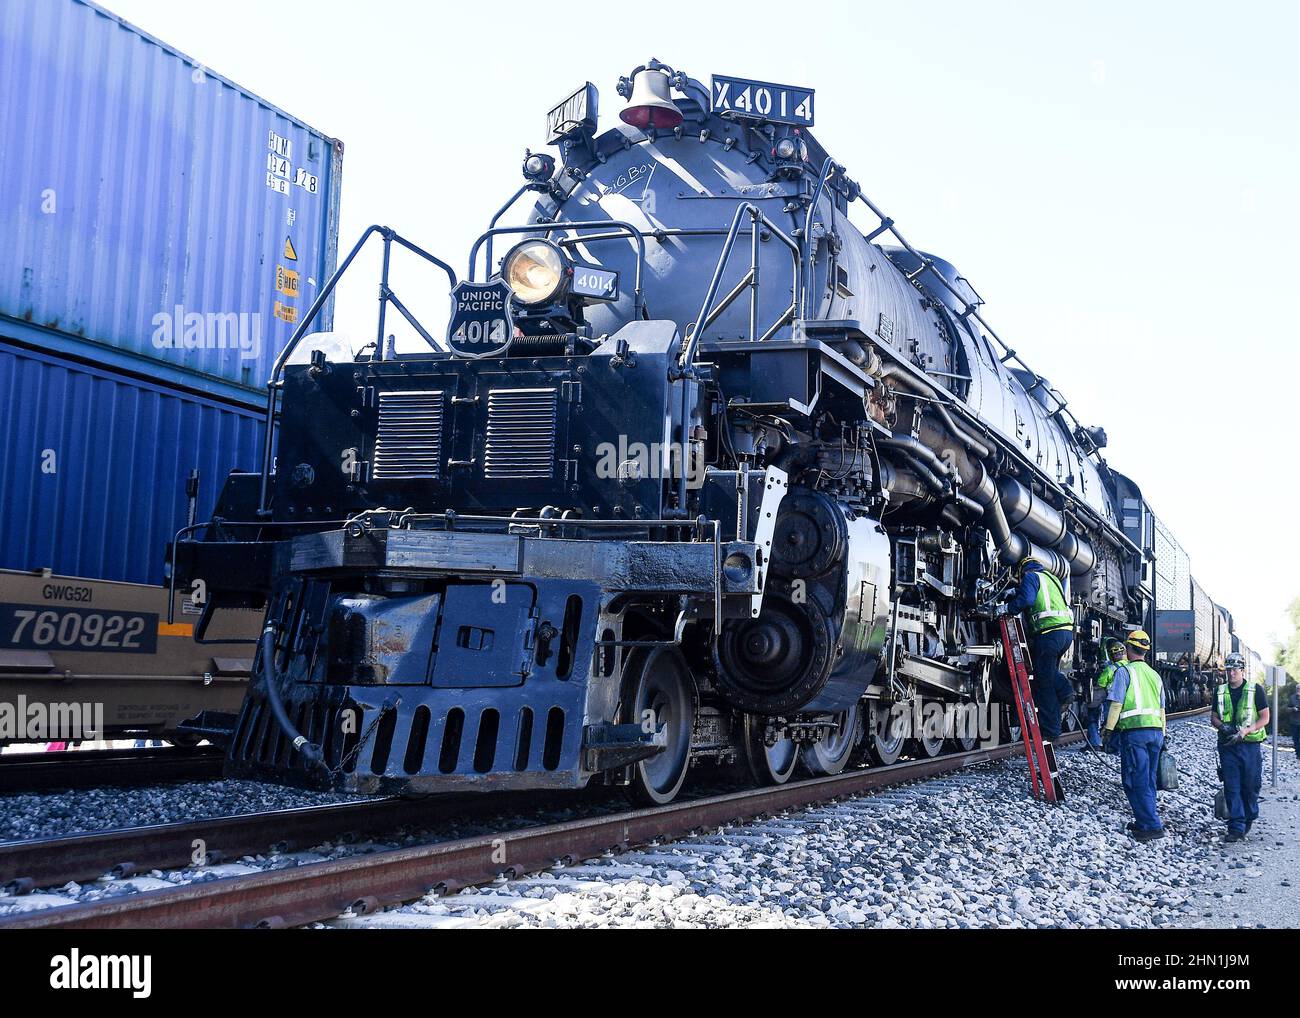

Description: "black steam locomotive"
172 61 1231 802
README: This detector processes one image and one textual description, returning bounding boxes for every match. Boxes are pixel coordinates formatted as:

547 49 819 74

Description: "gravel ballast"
6 715 1293 928
332 716 1293 929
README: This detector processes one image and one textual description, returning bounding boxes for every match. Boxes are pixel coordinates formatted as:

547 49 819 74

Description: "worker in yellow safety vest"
1101 630 1166 842
1087 638 1126 749
1212 652 1270 842
1002 558 1075 740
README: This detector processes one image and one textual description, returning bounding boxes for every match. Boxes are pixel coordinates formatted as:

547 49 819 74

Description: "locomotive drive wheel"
625 646 695 806
911 698 945 759
743 714 799 785
952 663 992 752
1001 704 1024 745
800 704 862 777
867 701 905 765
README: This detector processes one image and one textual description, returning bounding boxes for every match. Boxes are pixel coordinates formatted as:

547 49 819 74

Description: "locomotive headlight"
774 137 798 160
502 240 567 305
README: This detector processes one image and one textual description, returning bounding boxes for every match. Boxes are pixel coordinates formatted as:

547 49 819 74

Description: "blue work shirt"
1004 570 1041 616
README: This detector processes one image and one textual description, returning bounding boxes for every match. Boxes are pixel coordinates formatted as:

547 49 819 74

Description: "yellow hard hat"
1105 638 1126 661
1126 629 1151 651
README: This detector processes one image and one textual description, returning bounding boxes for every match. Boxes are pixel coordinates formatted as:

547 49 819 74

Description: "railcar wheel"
624 646 695 806
800 704 862 777
743 715 799 785
867 701 905 765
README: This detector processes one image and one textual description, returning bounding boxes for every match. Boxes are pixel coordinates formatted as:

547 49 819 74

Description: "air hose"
257 624 328 772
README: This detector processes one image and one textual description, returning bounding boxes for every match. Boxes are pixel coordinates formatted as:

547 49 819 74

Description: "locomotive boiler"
170 60 1201 801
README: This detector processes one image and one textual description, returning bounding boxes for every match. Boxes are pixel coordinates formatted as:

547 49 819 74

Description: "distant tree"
1274 596 1300 679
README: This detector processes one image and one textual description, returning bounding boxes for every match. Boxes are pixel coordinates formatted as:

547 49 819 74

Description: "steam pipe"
997 476 1096 575
879 434 954 484
880 365 992 460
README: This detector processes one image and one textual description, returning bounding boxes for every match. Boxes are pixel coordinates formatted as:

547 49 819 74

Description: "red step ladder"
999 617 1065 803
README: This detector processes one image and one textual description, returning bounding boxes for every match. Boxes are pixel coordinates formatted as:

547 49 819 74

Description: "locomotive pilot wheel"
624 646 696 806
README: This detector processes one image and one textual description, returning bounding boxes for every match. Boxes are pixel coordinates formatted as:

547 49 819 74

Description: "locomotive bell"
619 66 683 129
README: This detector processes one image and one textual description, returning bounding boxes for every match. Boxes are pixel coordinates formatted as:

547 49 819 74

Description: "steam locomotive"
172 61 1241 801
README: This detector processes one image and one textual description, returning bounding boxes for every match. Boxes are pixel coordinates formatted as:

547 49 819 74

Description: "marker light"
522 151 555 183
502 240 566 305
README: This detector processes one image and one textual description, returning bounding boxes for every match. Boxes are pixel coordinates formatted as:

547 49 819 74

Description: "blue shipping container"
0 0 342 406
0 341 265 585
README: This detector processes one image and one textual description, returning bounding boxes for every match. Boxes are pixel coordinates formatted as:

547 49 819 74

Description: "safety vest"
1029 570 1073 634
1097 661 1119 690
1114 661 1165 731
1217 681 1267 742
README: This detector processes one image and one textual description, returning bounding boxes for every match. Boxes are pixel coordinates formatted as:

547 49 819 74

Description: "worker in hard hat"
1087 638 1126 749
1212 652 1270 842
1101 629 1167 842
1002 557 1075 741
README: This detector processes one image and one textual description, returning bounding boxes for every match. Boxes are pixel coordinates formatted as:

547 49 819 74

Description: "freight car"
174 60 1243 799
0 0 340 746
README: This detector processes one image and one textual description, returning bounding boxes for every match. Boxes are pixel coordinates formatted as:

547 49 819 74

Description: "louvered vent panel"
484 388 557 479
372 390 444 480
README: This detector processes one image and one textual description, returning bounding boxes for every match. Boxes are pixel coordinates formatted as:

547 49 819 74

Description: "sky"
104 0 1300 654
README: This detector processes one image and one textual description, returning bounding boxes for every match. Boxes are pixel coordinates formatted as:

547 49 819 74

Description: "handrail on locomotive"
237 84 1111 616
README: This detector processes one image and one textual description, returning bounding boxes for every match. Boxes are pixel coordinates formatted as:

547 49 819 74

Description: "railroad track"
0 706 1211 930
0 745 225 794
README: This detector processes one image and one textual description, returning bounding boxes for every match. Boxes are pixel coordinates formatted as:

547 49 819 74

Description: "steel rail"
0 788 564 890
0 746 224 794
0 708 1209 930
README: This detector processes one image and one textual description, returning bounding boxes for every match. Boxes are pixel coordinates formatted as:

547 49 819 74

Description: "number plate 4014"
711 74 814 126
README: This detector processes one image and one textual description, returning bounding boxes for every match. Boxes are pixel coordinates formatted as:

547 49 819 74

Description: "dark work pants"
1219 741 1263 836
1031 627 1074 740
1119 727 1165 832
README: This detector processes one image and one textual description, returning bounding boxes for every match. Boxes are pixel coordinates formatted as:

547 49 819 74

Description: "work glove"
1101 729 1112 751
1218 724 1239 745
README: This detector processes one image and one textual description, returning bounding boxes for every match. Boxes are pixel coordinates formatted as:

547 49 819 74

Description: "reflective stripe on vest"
1097 662 1118 690
1029 570 1073 634
1217 681 1267 742
1116 661 1165 730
